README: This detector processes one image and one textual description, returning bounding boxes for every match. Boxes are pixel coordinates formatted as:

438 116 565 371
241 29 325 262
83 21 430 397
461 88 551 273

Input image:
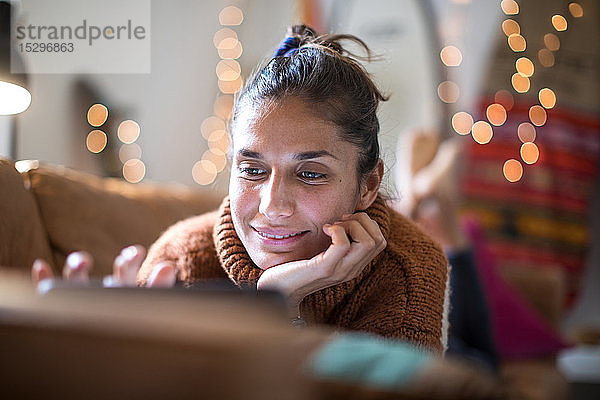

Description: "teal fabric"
308 333 433 390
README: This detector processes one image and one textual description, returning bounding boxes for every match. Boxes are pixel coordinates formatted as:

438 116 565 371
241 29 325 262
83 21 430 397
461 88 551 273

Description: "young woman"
34 26 449 354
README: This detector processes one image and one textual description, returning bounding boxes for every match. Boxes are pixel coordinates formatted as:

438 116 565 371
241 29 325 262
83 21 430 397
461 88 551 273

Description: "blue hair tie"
274 36 300 57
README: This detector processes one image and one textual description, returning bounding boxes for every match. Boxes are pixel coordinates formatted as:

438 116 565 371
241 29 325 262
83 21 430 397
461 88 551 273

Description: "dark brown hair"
231 25 389 180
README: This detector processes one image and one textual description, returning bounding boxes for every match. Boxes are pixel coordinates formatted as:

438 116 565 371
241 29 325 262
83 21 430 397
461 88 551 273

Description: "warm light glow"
117 120 141 144
520 142 540 164
200 116 226 140
87 104 108 127
501 0 519 15
437 81 460 103
122 159 146 183
529 105 547 126
213 95 235 120
86 129 107 153
552 15 568 31
218 40 243 59
440 46 463 67
216 59 241 81
518 122 536 143
503 159 523 182
202 149 228 173
218 76 244 94
569 3 584 18
495 90 514 111
539 88 557 109
219 5 244 26
543 33 560 51
192 159 218 185
451 111 474 135
208 129 231 153
0 81 32 115
511 73 530 93
118 143 142 163
472 121 494 144
502 19 520 36
515 57 534 77
213 28 237 48
486 104 507 126
538 49 555 67
508 34 526 52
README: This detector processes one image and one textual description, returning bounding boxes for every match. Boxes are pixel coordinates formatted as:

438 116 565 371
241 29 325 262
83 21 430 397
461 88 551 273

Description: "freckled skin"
229 97 368 270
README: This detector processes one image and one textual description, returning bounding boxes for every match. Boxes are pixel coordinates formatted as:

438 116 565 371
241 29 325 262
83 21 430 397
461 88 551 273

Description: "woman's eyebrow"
238 149 263 159
293 150 338 161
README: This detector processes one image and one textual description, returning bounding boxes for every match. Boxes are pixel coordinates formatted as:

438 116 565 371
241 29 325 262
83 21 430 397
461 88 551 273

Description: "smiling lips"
253 227 308 244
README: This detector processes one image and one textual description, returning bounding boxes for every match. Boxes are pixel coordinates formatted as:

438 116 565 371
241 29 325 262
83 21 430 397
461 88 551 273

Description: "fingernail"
66 252 85 268
121 246 138 260
33 259 43 272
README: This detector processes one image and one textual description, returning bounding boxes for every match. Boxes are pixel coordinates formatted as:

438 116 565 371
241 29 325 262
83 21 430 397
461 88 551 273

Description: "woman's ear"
356 160 384 211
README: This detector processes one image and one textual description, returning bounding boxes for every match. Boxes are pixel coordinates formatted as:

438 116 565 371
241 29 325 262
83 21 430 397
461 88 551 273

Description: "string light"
503 159 523 182
508 34 526 52
86 129 107 153
515 57 534 77
494 90 514 111
539 88 557 109
520 142 540 164
502 19 520 36
87 104 108 127
122 159 146 183
440 45 463 66
451 112 474 135
437 81 460 103
511 73 530 93
543 33 560 51
518 122 537 143
538 49 555 67
529 105 547 126
219 6 244 25
568 3 584 18
117 120 141 144
551 15 568 31
486 103 507 126
501 0 519 15
472 121 494 144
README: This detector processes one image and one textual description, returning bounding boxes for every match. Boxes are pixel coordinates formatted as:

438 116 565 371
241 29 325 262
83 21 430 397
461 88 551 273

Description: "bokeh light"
539 88 557 109
218 76 244 94
543 33 560 51
502 19 520 36
472 121 494 144
501 0 519 15
122 159 146 183
494 89 514 111
518 122 537 143
440 45 463 67
437 81 460 103
117 120 141 144
208 129 231 153
538 49 555 67
503 159 523 182
552 15 568 31
118 143 142 163
521 142 540 164
529 105 547 126
192 159 218 185
202 149 228 173
216 59 241 81
218 40 243 59
516 57 534 77
451 111 474 135
87 104 108 127
86 129 107 153
213 28 237 48
219 5 244 26
511 73 530 93
486 103 507 126
568 3 584 18
201 116 226 140
213 95 235 119
508 34 526 52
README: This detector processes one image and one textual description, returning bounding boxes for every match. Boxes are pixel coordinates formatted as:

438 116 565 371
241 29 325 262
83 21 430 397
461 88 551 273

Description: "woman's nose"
259 175 294 220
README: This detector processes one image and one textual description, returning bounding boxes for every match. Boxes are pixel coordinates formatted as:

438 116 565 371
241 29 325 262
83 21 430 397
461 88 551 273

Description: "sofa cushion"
22 162 223 277
0 159 54 275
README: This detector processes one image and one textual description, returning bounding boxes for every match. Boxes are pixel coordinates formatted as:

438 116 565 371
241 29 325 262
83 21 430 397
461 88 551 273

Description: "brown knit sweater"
138 196 449 354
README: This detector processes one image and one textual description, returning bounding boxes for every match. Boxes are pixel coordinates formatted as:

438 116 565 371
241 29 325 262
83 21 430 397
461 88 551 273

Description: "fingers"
113 245 146 287
32 259 54 285
62 251 93 284
146 262 176 288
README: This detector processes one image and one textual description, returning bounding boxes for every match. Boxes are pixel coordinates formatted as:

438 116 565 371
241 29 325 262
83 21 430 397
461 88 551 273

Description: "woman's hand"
256 212 386 317
31 245 177 289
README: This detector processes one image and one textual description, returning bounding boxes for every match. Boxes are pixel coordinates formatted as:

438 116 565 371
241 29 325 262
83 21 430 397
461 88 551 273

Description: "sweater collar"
213 196 390 315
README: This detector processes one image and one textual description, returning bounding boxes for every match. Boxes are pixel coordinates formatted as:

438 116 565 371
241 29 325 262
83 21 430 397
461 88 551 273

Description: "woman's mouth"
252 227 309 246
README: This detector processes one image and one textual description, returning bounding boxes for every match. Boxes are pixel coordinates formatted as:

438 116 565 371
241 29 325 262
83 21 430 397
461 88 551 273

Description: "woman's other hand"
31 245 176 289
256 212 386 316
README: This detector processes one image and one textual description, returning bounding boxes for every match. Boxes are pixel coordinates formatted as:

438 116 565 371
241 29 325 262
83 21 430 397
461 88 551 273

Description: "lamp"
0 1 31 116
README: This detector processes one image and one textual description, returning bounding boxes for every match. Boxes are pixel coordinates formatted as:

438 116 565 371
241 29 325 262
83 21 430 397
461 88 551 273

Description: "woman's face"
229 97 366 270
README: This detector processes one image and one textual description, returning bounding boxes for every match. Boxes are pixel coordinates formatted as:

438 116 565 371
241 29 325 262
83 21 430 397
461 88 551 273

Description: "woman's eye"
298 171 327 181
239 167 267 179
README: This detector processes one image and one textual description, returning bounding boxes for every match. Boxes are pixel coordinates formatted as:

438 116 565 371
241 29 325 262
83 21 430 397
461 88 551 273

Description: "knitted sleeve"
137 211 227 286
